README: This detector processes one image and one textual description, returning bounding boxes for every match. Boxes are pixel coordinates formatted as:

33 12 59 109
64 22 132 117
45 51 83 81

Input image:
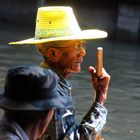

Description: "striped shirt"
0 116 29 140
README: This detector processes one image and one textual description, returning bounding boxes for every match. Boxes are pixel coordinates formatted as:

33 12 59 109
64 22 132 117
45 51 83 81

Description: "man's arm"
63 67 110 140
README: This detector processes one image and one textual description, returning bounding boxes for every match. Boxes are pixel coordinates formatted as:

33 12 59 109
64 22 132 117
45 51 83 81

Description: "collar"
40 60 72 94
39 60 49 68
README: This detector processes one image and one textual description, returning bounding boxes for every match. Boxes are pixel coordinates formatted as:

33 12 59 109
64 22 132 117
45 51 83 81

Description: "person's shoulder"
0 135 21 140
0 123 20 140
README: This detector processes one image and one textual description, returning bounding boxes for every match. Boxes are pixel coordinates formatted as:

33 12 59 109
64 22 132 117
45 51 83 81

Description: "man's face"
36 40 86 77
56 40 86 74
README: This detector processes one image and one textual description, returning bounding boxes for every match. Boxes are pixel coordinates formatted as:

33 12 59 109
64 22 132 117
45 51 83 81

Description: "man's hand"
88 66 110 105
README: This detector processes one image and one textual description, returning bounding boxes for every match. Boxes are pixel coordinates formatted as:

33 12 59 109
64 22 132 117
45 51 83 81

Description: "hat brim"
0 94 74 111
9 29 108 45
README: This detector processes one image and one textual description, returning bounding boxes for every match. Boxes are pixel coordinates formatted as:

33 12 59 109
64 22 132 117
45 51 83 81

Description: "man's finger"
88 66 96 78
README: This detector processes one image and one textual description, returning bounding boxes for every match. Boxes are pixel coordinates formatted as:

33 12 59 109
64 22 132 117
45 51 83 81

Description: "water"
0 24 140 140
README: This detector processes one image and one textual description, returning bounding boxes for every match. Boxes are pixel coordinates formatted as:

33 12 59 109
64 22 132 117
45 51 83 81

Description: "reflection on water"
0 27 140 139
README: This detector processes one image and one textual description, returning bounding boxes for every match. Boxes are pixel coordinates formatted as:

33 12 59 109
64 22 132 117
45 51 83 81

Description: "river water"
0 24 140 140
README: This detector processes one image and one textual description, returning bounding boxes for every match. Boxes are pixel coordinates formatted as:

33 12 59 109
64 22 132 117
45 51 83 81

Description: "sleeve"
63 103 108 140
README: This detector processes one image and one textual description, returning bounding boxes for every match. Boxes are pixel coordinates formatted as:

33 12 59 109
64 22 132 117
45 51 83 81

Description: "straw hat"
9 6 108 45
0 66 73 110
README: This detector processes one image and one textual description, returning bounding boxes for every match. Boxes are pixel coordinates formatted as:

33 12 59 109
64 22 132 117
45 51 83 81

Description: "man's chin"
72 68 81 73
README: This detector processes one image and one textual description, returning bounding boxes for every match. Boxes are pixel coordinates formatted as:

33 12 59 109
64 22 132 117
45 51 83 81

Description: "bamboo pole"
96 47 103 77
95 47 103 140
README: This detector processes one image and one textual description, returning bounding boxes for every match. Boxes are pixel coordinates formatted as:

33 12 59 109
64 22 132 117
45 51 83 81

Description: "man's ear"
47 48 62 62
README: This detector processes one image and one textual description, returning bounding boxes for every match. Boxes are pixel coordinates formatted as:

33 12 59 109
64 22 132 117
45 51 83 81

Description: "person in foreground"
9 6 111 140
0 65 73 140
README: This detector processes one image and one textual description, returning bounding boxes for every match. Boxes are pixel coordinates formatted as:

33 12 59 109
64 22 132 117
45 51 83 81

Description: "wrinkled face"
36 40 86 77
57 40 86 73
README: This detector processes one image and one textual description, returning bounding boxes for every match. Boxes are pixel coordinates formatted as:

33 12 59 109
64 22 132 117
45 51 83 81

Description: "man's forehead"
39 40 86 48
58 40 86 45
51 40 85 44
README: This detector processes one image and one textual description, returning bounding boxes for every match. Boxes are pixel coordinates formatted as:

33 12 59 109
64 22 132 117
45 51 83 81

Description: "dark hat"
0 66 73 111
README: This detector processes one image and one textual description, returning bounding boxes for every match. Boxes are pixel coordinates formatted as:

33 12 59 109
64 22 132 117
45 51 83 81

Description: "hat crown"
35 6 81 39
4 66 58 101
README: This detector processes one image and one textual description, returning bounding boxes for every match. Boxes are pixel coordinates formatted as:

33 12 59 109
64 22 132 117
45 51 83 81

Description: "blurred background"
0 0 140 140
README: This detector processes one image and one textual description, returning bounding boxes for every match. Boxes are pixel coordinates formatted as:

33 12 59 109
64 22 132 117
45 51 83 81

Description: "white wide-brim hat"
9 6 108 45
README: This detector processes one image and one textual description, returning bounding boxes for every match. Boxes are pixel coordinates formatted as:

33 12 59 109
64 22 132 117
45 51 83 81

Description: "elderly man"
9 6 110 140
0 65 73 140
